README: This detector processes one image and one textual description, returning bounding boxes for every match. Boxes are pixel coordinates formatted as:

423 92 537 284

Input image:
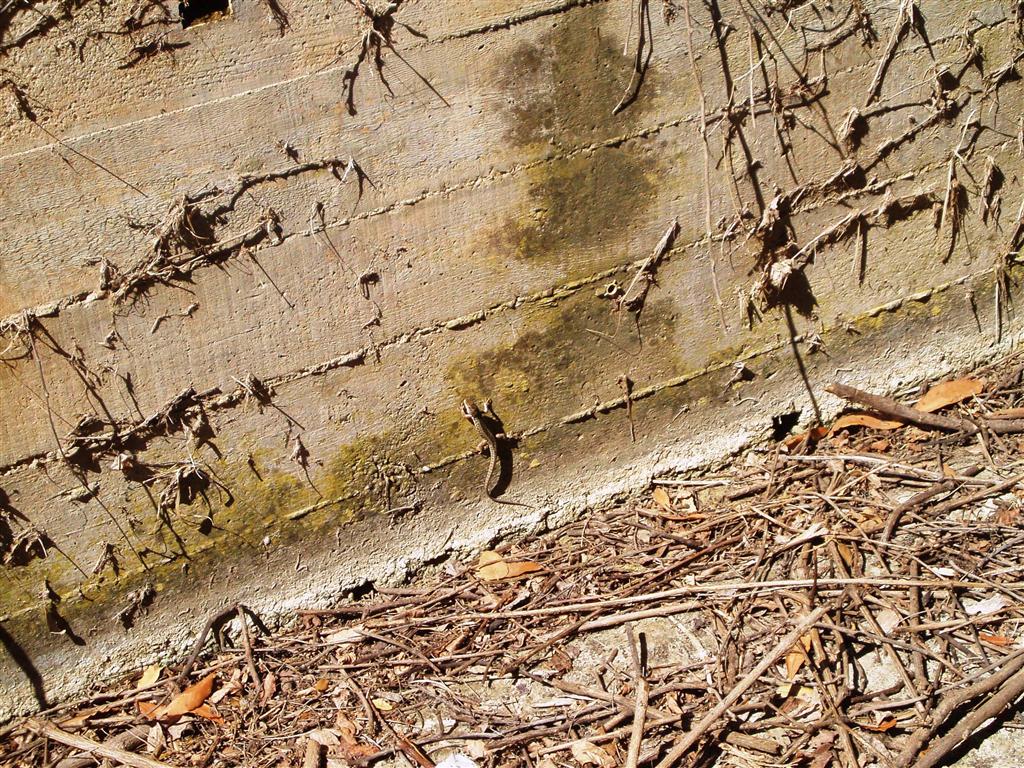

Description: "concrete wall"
1 0 1022 718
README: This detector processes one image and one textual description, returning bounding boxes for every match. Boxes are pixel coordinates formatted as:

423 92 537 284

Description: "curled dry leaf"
836 541 859 570
652 486 673 512
260 671 278 705
785 632 815 680
475 550 543 581
323 624 366 645
979 631 1011 646
139 672 217 723
137 664 163 690
784 426 829 450
306 728 341 747
570 739 614 768
858 714 897 732
965 594 1010 616
334 715 378 761
146 723 165 756
190 704 224 723
913 377 984 413
831 412 902 432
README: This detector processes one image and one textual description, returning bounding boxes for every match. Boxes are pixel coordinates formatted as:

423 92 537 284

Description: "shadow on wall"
0 622 47 710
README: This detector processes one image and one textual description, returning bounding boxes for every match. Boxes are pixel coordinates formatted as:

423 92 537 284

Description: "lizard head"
461 398 479 420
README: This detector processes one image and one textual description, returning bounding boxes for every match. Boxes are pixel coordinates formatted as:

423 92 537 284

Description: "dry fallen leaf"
808 732 836 768
980 632 1011 646
652 486 673 512
58 711 94 730
139 673 217 723
913 378 984 413
137 664 163 690
994 506 1020 526
323 624 366 645
146 723 165 756
785 632 815 680
190 704 224 723
306 729 341 747
163 673 216 718
856 510 885 534
784 426 829 450
858 714 897 732
333 715 378 761
836 541 859 570
965 594 1010 616
475 551 543 581
260 672 278 705
831 412 902 432
570 739 614 768
785 648 806 680
776 683 816 701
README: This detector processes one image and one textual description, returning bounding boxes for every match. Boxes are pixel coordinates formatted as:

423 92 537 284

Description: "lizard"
461 398 531 507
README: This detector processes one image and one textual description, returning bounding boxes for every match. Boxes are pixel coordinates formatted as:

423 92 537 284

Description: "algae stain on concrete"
492 8 661 267
448 290 681 420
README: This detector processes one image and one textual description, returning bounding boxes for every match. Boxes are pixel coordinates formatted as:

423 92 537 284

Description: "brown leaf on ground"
858 714 897 732
785 648 807 680
836 541 859 570
807 733 836 768
980 632 1011 646
831 412 902 432
570 739 614 767
136 664 163 690
785 632 815 679
260 671 278 705
994 506 1019 526
652 487 673 512
476 551 543 581
333 715 377 758
191 704 224 723
913 378 984 413
784 426 829 450
140 673 217 722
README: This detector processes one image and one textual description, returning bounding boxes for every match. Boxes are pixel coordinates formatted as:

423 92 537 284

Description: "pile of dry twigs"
6 355 1024 768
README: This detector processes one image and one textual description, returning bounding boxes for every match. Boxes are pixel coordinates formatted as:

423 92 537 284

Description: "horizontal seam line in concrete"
0 268 989 623
0 0 608 165
4 0 969 165
0 19 990 321
0 128 1011 476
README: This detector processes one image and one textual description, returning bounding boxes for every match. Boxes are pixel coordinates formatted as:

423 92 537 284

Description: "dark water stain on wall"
492 7 663 268
448 290 681 420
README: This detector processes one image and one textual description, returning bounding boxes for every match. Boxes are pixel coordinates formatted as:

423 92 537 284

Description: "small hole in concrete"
179 0 231 29
772 410 801 441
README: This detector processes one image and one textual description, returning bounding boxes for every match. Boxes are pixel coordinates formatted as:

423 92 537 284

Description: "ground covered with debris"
8 354 1024 768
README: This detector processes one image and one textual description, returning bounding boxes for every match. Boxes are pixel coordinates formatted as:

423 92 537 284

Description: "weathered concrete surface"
1 0 1023 719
